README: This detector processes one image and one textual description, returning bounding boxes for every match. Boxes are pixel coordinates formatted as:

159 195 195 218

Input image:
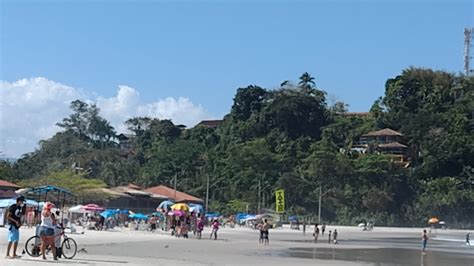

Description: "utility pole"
318 185 322 223
173 172 177 201
257 179 261 214
205 173 210 214
464 27 473 76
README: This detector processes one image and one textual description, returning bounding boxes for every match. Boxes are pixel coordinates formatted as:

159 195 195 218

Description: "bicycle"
24 228 77 259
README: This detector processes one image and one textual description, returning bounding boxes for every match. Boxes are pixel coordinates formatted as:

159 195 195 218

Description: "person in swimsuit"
39 202 57 260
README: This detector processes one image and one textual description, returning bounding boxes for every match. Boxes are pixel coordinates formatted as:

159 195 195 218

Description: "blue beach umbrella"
189 204 204 213
157 200 175 210
129 213 149 220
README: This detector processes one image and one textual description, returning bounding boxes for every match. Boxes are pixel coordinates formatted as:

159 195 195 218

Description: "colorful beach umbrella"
189 204 204 213
171 203 189 212
168 210 186 217
157 200 175 211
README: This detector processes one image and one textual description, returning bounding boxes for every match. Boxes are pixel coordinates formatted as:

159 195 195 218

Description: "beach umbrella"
68 205 88 214
189 204 204 213
428 217 439 224
171 203 189 212
205 213 220 219
157 200 175 211
100 209 118 218
129 213 149 220
168 210 186 217
83 204 105 212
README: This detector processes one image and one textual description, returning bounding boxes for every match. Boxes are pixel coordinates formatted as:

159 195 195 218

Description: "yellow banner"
275 189 285 213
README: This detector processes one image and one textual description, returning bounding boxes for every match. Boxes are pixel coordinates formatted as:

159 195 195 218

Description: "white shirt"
41 213 54 229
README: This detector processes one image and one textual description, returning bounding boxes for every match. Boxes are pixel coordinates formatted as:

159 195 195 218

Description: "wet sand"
1 226 472 265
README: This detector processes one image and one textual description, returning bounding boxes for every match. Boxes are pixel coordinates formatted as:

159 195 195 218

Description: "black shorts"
263 230 269 239
151 224 156 230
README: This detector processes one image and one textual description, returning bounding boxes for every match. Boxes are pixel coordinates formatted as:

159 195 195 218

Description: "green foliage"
19 170 110 201
8 70 474 227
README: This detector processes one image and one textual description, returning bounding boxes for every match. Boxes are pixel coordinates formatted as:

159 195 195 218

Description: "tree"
231 85 268 121
19 170 110 201
298 72 316 89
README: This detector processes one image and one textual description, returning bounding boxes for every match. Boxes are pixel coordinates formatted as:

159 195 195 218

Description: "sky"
0 0 473 157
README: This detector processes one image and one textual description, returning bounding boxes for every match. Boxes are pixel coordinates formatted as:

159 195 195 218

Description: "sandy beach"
0 225 472 266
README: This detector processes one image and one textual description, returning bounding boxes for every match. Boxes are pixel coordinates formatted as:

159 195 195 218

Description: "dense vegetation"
2 68 473 227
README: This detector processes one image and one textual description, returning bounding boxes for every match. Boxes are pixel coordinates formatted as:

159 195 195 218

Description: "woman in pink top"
210 219 219 240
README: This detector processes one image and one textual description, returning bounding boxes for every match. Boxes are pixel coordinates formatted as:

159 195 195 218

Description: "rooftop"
197 120 223 128
0 180 20 188
144 185 203 203
362 128 403 137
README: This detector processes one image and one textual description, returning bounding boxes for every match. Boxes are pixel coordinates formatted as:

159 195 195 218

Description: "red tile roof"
0 180 20 188
144 185 203 203
362 128 403 137
127 183 141 190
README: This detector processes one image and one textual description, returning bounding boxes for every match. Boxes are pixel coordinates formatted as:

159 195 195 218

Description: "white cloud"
0 77 211 158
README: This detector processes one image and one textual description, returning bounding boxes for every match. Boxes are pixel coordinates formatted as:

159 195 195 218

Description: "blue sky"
2 0 473 115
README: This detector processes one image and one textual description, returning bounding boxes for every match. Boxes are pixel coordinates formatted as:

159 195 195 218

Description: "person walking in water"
422 230 428 252
328 230 332 244
333 229 338 244
313 223 319 243
465 233 470 246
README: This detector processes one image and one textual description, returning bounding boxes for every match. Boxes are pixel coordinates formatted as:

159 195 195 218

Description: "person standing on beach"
328 230 332 244
422 230 428 252
256 220 264 244
322 223 326 236
313 223 319 243
210 219 220 240
302 222 306 235
465 233 470 246
6 196 25 259
333 229 338 244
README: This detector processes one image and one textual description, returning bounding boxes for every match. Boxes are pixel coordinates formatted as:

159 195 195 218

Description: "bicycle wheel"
25 236 42 257
61 238 77 259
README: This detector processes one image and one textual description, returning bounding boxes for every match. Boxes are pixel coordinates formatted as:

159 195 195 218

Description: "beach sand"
0 225 472 265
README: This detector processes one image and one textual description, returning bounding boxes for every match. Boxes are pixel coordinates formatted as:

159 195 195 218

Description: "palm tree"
298 72 316 89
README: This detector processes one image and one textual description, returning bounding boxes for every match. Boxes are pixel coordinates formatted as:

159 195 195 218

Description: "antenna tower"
464 27 473 76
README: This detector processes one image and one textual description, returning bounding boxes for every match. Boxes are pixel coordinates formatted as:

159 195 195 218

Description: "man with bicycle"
5 196 25 259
